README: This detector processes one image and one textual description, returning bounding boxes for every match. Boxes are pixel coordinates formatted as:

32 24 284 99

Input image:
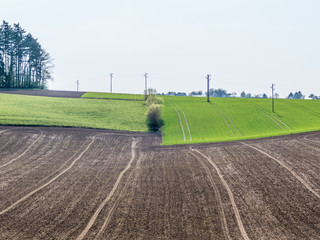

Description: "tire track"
94 150 146 239
76 138 138 240
174 103 192 141
213 103 242 136
211 104 236 137
190 148 250 240
303 133 320 145
250 102 291 131
241 142 320 200
0 130 43 170
0 136 95 216
189 150 231 240
170 102 186 141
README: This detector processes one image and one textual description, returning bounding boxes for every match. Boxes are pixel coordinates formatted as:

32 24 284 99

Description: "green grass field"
162 96 320 145
82 92 144 101
1 92 319 145
0 93 147 131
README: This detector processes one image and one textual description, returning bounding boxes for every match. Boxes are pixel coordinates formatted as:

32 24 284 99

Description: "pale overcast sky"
1 0 319 97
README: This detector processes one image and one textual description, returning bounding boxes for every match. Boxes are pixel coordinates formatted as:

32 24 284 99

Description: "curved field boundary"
241 142 320 200
213 103 242 137
189 150 231 240
174 103 192 141
0 137 95 216
190 148 251 240
211 104 237 137
76 138 138 240
0 130 43 170
170 102 186 141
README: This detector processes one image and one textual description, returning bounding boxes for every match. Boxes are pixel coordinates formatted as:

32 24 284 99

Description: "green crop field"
82 92 144 101
162 96 320 145
0 93 147 131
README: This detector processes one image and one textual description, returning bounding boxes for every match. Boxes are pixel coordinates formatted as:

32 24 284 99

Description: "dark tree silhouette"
0 21 53 89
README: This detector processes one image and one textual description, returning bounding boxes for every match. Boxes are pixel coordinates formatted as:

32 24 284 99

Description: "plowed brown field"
0 126 319 239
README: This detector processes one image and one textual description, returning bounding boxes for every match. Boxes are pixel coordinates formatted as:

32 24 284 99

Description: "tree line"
0 21 53 89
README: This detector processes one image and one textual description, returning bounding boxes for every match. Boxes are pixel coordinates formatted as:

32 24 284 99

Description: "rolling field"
0 126 319 239
0 93 147 132
162 96 320 145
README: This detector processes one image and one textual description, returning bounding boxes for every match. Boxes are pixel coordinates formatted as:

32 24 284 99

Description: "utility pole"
76 80 79 91
271 83 275 113
144 73 148 94
110 73 113 93
206 74 211 102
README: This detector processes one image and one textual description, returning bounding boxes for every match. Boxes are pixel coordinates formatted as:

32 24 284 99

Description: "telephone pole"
110 73 113 93
206 74 211 102
76 80 79 91
271 83 275 113
144 73 148 94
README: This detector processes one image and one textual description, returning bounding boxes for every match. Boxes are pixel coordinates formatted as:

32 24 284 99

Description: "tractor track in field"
190 147 251 240
76 138 138 240
0 129 43 170
0 137 95 216
189 150 231 240
241 142 320 200
213 103 242 137
94 150 147 239
211 103 237 137
170 102 186 141
248 101 292 131
174 103 192 141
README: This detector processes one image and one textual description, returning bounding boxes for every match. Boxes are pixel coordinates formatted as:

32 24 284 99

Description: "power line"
76 80 79 91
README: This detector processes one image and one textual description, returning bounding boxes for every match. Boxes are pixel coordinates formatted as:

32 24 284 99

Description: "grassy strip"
162 96 320 145
81 92 144 101
0 93 148 132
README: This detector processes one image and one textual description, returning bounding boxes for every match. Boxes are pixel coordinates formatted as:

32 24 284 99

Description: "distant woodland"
0 21 53 89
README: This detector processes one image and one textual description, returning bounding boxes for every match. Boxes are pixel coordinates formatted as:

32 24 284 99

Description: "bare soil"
0 126 319 239
0 89 86 98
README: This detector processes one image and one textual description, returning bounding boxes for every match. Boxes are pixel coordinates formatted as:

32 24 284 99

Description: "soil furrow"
242 142 320 200
190 147 251 240
189 150 231 240
0 137 95 216
0 130 43 170
76 138 138 240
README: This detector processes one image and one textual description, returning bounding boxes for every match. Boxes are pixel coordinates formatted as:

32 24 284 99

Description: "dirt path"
190 148 251 240
175 103 192 141
0 137 95 216
189 150 231 240
76 138 138 240
242 142 320 200
0 130 43 170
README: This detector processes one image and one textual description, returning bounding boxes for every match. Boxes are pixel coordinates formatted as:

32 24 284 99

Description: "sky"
1 0 320 97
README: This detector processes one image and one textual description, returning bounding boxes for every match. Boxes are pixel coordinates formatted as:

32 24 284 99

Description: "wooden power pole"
206 74 211 102
110 73 113 93
271 83 275 113
76 80 79 91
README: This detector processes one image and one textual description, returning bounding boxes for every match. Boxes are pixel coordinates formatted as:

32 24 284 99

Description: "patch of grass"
162 96 320 145
0 93 148 132
82 92 144 101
